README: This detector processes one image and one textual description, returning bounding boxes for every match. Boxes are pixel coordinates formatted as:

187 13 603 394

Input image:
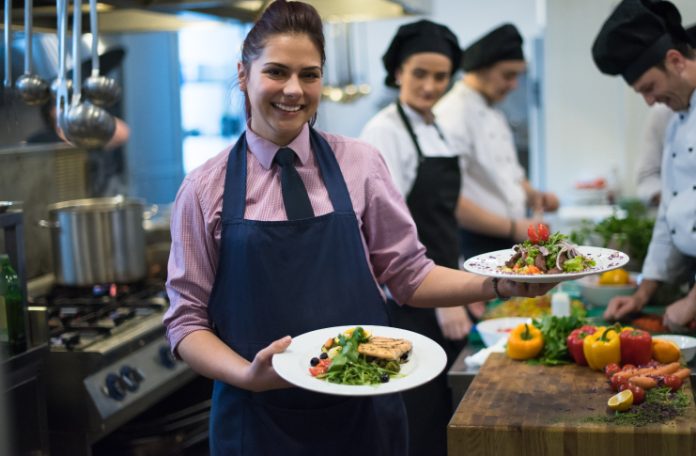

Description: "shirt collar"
460 80 489 107
245 123 312 170
400 102 433 126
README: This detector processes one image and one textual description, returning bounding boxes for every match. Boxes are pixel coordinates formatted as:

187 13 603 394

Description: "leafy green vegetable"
570 200 655 265
528 315 586 365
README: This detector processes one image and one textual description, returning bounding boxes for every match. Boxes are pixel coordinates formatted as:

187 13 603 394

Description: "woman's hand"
243 336 294 392
435 306 472 340
497 279 557 298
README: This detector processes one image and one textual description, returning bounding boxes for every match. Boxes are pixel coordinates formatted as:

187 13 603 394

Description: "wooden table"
448 353 696 456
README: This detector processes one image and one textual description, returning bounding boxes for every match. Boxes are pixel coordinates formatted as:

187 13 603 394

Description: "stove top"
33 281 169 352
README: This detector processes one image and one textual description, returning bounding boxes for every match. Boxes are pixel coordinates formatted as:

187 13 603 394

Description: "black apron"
207 127 407 455
383 103 463 456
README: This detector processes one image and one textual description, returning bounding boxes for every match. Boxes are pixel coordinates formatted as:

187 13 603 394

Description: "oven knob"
158 345 177 369
120 365 144 391
103 373 127 401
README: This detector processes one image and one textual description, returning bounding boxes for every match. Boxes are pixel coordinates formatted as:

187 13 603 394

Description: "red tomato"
627 384 646 405
537 223 550 242
527 225 539 243
662 374 683 392
604 363 621 379
610 374 628 392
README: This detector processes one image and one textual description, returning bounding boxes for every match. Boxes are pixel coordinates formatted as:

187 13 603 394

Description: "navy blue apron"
207 127 408 455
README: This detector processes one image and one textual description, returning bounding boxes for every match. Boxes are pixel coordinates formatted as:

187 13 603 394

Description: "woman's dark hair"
240 0 325 121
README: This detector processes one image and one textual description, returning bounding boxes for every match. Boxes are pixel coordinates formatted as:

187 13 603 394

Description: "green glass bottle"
0 254 27 356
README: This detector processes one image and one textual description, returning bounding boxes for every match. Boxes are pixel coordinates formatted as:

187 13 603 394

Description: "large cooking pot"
41 196 146 286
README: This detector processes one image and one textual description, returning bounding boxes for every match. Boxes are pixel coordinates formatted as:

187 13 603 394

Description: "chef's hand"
604 295 644 321
541 192 560 212
497 279 557 298
663 290 696 332
245 336 293 392
435 306 472 340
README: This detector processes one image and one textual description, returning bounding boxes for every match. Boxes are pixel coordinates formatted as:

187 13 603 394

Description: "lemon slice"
608 389 633 412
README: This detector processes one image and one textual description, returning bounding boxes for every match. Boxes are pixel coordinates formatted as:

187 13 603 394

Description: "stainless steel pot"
41 196 146 285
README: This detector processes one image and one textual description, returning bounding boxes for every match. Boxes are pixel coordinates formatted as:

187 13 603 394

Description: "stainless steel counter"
446 345 480 407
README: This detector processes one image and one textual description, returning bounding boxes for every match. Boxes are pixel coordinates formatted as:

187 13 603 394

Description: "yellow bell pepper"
507 323 544 360
582 325 621 370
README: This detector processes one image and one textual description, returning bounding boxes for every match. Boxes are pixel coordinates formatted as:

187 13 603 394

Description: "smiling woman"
163 2 557 455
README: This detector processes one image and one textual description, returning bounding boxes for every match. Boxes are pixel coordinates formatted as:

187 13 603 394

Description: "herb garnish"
527 315 586 366
583 387 691 426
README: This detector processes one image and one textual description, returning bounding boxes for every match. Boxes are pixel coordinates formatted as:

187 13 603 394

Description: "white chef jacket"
635 103 674 205
434 81 527 219
360 103 457 197
642 89 696 282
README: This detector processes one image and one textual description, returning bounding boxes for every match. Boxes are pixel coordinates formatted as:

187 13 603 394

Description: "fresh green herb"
319 327 404 385
583 387 691 426
570 201 655 265
528 315 586 365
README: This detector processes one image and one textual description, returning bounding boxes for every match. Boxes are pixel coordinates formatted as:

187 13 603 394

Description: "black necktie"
274 147 314 220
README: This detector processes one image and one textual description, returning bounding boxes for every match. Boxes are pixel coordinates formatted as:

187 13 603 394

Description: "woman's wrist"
508 219 516 240
491 277 509 300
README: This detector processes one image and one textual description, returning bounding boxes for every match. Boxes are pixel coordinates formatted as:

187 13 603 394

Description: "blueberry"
380 373 390 383
310 357 320 366
319 352 328 360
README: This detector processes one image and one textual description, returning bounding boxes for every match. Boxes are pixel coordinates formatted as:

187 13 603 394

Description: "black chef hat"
460 23 524 72
688 24 696 46
382 19 461 88
592 0 692 84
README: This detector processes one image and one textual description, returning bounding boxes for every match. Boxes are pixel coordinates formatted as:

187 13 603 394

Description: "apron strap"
221 133 248 221
308 127 355 214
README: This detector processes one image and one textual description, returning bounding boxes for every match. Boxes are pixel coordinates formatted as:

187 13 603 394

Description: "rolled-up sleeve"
164 176 219 354
360 148 435 305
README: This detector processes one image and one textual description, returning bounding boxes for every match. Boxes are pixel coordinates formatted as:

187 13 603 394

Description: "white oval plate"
272 325 447 396
462 246 629 283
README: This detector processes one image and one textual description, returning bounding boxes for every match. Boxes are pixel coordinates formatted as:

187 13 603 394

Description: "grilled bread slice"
357 336 412 361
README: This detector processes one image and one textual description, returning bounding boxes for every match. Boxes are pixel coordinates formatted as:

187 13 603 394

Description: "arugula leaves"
530 315 586 365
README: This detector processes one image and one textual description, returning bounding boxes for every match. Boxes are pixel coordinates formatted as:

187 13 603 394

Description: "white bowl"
576 272 639 307
476 317 532 347
653 334 696 363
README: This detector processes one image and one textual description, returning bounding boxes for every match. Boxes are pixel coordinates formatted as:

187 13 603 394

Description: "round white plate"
272 325 447 396
462 246 629 283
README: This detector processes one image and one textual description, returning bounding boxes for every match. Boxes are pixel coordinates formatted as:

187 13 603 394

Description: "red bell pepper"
566 325 597 366
619 329 653 366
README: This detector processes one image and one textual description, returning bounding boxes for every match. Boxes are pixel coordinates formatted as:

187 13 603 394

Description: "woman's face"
239 33 323 145
396 52 452 115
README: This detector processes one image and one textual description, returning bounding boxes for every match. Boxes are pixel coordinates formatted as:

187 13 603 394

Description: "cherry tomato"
610 374 629 392
604 363 621 379
537 223 550 242
663 374 683 392
527 225 539 243
627 384 646 405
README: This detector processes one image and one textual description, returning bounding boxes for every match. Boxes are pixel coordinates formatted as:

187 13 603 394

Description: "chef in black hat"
594 0 696 331
360 19 469 456
435 23 558 290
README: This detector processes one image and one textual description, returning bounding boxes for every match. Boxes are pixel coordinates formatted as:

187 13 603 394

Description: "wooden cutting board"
448 353 696 456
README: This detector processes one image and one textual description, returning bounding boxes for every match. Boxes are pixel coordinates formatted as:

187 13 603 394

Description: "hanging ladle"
3 0 13 97
63 0 115 148
15 0 50 105
82 0 120 107
54 0 70 134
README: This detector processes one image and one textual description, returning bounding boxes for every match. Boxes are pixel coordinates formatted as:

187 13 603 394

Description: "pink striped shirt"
164 124 435 352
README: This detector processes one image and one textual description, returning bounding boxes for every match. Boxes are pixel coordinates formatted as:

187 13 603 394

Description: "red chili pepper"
527 225 539 243
619 329 653 366
566 325 597 366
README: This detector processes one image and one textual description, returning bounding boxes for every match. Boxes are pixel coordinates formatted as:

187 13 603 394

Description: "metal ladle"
54 0 70 134
63 0 115 149
15 0 50 105
82 0 120 107
3 0 13 95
